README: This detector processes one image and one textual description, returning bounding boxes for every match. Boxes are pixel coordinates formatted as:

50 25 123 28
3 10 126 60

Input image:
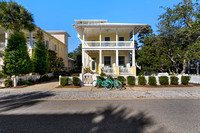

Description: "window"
104 56 111 66
54 44 57 51
105 37 110 41
91 58 96 71
27 39 35 49
119 37 124 41
119 56 125 66
45 40 49 49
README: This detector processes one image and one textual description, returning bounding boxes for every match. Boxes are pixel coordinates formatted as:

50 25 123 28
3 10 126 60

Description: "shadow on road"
0 92 54 112
0 106 167 133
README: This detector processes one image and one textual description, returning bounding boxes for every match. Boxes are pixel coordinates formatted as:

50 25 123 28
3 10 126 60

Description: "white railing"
119 67 132 74
84 41 134 48
103 67 115 74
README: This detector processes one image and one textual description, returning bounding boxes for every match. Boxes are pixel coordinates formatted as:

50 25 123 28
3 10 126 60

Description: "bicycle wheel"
103 81 112 90
114 80 122 90
92 80 99 88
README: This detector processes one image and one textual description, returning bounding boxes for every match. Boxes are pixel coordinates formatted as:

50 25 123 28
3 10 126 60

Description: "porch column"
99 28 102 47
82 30 85 48
132 49 135 66
99 50 102 74
116 28 118 47
82 49 85 74
115 50 119 74
5 32 8 47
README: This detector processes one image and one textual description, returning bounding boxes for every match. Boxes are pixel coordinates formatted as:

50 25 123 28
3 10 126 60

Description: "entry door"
91 57 96 72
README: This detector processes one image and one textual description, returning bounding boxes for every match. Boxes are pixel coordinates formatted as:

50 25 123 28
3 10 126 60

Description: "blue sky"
13 0 181 52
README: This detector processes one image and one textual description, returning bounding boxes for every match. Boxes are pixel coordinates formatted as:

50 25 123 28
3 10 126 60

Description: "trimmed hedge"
72 76 80 86
5 79 13 88
170 76 178 85
19 79 32 86
138 76 146 85
159 76 169 85
117 76 125 85
148 76 156 86
127 76 135 85
60 77 68 86
181 76 190 85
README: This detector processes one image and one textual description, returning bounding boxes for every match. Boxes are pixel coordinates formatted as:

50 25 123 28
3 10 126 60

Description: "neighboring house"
68 57 75 70
73 20 146 75
0 27 70 70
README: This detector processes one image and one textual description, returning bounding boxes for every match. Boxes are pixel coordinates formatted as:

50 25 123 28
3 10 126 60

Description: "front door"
91 57 96 73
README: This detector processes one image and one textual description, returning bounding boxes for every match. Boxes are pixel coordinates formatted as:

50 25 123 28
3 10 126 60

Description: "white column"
116 28 118 47
29 32 33 49
132 29 135 48
82 50 85 67
99 28 101 47
5 32 8 47
132 49 135 67
116 50 119 66
99 50 102 73
82 30 85 48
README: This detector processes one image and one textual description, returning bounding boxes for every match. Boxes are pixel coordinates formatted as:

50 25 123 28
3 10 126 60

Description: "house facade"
0 27 70 71
73 20 146 75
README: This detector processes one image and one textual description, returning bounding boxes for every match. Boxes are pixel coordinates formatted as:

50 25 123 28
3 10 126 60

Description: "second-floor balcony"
83 41 134 49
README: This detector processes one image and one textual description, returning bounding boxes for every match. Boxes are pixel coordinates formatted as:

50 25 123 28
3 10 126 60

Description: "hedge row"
118 76 190 86
60 76 80 86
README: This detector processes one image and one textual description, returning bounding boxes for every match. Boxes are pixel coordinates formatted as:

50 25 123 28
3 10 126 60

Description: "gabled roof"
46 31 71 37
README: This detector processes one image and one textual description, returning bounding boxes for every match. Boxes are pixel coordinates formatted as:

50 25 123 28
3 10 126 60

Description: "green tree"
3 32 33 75
32 29 49 75
48 50 64 73
68 44 82 70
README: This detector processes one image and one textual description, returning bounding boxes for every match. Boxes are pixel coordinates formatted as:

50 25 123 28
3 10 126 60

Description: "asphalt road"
0 98 199 133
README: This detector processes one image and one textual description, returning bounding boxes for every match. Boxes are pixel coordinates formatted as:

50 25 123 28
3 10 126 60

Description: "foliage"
181 76 190 85
127 76 135 85
60 77 68 86
38 75 50 82
148 76 157 86
32 29 49 75
0 1 35 32
138 76 146 85
48 50 65 73
159 76 169 85
3 32 33 76
100 72 106 77
170 76 179 85
107 75 114 80
68 44 82 70
72 76 80 86
4 79 12 88
117 76 125 85
18 79 32 86
0 71 8 78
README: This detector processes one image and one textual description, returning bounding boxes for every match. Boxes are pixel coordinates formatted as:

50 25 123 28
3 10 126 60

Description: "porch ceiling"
85 50 131 54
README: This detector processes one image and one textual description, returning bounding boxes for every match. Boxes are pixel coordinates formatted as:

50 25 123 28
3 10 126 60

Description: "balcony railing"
83 41 134 48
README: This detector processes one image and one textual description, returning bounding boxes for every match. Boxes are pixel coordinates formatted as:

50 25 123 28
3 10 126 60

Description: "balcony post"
115 50 119 74
116 28 118 47
99 50 102 74
132 29 135 48
99 28 101 47
82 49 85 74
5 32 8 47
132 49 135 67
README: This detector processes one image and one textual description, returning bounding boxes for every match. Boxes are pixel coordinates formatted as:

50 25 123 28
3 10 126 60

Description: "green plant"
72 76 80 86
100 72 106 77
148 76 156 86
4 79 12 88
60 77 68 86
127 76 135 85
39 75 49 82
138 76 146 85
117 76 125 85
107 75 113 80
170 76 178 85
18 79 32 86
159 76 169 85
0 72 8 78
181 76 190 85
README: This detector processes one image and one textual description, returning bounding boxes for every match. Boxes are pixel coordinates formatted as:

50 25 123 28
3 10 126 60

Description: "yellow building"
73 20 146 75
0 26 70 71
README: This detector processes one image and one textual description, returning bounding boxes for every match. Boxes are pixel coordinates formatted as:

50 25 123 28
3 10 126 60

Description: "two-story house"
0 26 70 71
73 20 146 75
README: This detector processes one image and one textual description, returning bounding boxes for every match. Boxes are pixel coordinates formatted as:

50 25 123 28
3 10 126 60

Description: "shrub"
5 79 12 88
117 76 125 85
148 76 156 86
159 76 169 85
100 72 106 77
18 79 32 86
39 75 49 82
181 76 190 85
127 76 135 85
72 77 80 86
60 77 68 86
138 76 146 85
170 76 178 85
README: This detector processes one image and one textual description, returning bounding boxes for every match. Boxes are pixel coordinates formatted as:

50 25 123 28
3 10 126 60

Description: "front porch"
82 50 136 75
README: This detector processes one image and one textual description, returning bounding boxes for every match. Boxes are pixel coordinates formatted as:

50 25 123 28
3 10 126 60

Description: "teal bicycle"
92 77 122 90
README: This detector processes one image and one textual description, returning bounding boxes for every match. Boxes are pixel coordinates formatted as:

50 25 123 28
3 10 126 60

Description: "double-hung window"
119 56 125 66
104 56 111 66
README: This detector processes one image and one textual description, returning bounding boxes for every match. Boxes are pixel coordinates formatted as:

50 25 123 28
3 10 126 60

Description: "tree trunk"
181 59 187 74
